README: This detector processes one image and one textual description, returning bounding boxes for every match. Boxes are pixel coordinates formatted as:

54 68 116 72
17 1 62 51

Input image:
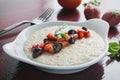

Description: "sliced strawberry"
61 41 69 47
57 38 65 42
48 46 54 54
78 31 84 39
44 43 54 54
47 33 57 40
38 43 45 48
84 31 90 38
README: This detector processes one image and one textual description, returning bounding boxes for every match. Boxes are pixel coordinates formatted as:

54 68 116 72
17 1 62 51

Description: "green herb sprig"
83 0 100 7
60 33 67 39
112 10 120 16
108 41 120 60
54 25 67 39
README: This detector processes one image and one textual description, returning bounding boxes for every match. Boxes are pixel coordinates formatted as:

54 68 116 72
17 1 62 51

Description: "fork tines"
39 8 54 22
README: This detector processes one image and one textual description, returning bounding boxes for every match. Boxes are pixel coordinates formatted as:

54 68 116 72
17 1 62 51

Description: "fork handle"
0 20 33 35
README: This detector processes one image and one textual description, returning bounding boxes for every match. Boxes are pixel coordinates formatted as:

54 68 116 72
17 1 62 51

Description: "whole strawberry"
84 0 101 20
102 10 120 27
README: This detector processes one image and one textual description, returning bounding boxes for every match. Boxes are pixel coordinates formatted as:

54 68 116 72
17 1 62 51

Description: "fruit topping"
60 33 67 39
82 27 87 31
53 42 63 53
43 38 56 44
77 30 84 39
44 43 54 54
44 38 49 43
57 38 65 42
38 43 45 48
47 33 57 40
63 33 70 41
68 29 77 34
84 31 91 38
61 41 69 47
32 48 43 58
30 26 91 58
69 36 76 44
54 25 66 37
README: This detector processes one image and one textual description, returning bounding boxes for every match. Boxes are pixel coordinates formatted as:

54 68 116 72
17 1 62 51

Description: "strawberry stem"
84 0 100 7
112 10 120 16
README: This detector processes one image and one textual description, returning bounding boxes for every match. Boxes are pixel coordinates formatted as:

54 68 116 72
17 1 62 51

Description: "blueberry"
68 29 77 34
53 42 63 53
69 36 76 44
82 27 87 31
32 48 42 58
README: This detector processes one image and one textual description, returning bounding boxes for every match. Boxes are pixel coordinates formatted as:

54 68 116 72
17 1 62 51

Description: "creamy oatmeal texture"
24 25 104 66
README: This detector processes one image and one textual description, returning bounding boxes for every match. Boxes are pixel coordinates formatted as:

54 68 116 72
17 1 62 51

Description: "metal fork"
0 8 54 35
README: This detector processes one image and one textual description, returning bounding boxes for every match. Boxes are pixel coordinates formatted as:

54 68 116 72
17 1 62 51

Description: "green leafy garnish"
108 42 120 60
112 10 120 16
83 0 100 7
60 33 67 39
54 25 66 37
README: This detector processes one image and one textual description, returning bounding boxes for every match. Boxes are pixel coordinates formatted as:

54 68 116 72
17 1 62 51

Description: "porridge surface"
23 25 104 66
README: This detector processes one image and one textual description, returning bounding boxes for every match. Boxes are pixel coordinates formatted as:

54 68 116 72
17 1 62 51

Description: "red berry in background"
57 0 82 10
102 10 120 27
84 0 101 20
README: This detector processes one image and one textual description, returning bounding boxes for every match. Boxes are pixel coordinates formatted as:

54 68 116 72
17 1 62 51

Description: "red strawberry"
84 0 101 20
102 10 120 27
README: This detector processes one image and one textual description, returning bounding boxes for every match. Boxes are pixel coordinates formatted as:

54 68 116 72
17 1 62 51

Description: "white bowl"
3 19 109 74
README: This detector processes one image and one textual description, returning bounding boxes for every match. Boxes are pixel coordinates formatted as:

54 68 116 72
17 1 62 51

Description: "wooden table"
0 0 120 80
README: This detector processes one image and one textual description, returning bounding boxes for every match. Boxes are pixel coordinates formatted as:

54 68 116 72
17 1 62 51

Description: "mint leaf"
60 33 67 39
108 42 120 59
54 25 66 37
109 42 120 51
